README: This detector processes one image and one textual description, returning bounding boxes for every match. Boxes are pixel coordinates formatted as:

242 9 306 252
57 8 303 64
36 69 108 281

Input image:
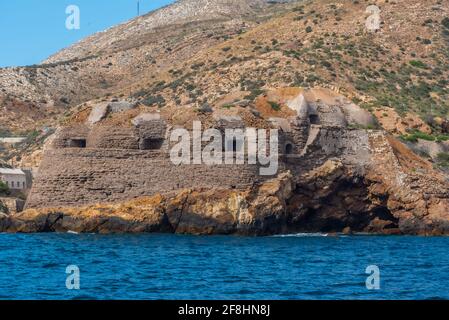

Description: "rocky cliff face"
3 142 449 235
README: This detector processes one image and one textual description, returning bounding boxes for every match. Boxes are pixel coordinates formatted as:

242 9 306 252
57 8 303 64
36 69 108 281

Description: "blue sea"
0 233 447 300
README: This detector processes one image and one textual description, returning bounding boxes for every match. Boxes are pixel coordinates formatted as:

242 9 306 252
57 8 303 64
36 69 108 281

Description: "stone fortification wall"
26 148 273 208
29 99 373 209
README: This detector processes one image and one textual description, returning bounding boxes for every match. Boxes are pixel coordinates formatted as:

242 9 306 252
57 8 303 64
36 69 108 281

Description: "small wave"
67 230 79 234
272 233 329 237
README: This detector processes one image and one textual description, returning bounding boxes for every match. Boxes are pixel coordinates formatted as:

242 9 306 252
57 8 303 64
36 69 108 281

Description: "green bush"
400 130 436 143
268 101 281 111
413 131 436 141
142 95 166 107
409 60 427 69
0 181 10 196
436 135 449 142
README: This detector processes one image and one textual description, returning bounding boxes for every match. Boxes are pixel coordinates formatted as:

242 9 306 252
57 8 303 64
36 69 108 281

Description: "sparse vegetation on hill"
0 0 449 164
437 152 449 168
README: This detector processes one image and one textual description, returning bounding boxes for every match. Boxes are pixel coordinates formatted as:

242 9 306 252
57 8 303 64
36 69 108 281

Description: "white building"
0 137 26 145
0 168 27 190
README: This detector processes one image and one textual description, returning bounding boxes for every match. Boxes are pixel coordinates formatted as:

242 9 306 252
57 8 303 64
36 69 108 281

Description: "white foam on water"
272 233 329 238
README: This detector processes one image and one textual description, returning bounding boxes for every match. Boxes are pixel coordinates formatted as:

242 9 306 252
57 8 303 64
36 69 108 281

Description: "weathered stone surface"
287 94 309 118
25 147 271 208
87 103 109 124
269 117 292 132
131 113 161 126
109 101 136 113
341 103 375 127
1 172 293 235
0 197 25 214
0 200 8 214
213 114 245 128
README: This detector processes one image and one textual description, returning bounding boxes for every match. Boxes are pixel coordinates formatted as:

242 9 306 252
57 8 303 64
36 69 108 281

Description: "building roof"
0 168 25 175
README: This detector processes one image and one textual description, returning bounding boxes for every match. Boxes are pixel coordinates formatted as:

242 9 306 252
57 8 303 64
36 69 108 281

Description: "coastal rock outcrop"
2 136 449 235
0 172 293 235
7 86 447 236
0 200 8 215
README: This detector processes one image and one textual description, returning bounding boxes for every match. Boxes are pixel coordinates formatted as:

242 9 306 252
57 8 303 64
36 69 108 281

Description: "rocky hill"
1 0 449 234
1 0 448 134
46 0 297 63
0 0 295 132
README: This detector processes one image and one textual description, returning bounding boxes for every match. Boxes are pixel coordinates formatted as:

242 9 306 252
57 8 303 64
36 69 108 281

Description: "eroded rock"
87 103 109 124
3 148 449 235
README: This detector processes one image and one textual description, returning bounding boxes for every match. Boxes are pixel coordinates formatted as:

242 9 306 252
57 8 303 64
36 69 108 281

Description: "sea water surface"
0 233 448 300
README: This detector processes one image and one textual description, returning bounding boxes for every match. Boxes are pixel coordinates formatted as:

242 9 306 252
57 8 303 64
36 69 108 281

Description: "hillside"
0 0 295 131
1 0 449 235
0 0 448 166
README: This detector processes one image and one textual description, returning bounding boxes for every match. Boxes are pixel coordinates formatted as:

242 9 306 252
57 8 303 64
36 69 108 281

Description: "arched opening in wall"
140 138 164 150
232 139 238 152
285 143 293 154
309 114 320 125
68 139 87 148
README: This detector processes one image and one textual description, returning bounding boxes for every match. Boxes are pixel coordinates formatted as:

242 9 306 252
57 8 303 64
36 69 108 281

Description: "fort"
25 88 377 209
169 122 280 175
7 88 448 235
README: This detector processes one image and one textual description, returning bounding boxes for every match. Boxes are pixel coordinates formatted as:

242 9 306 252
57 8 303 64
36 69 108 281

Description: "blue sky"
0 0 174 67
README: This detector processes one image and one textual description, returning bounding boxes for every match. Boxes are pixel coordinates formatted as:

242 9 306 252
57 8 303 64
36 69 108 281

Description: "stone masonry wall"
28 102 368 210
26 148 273 208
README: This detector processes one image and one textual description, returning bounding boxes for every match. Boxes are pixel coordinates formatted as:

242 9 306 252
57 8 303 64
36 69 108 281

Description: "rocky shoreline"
2 155 449 236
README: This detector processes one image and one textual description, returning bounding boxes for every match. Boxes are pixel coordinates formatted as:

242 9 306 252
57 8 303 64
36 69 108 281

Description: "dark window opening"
140 138 164 150
68 139 87 148
285 143 293 154
232 139 238 152
309 114 320 124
